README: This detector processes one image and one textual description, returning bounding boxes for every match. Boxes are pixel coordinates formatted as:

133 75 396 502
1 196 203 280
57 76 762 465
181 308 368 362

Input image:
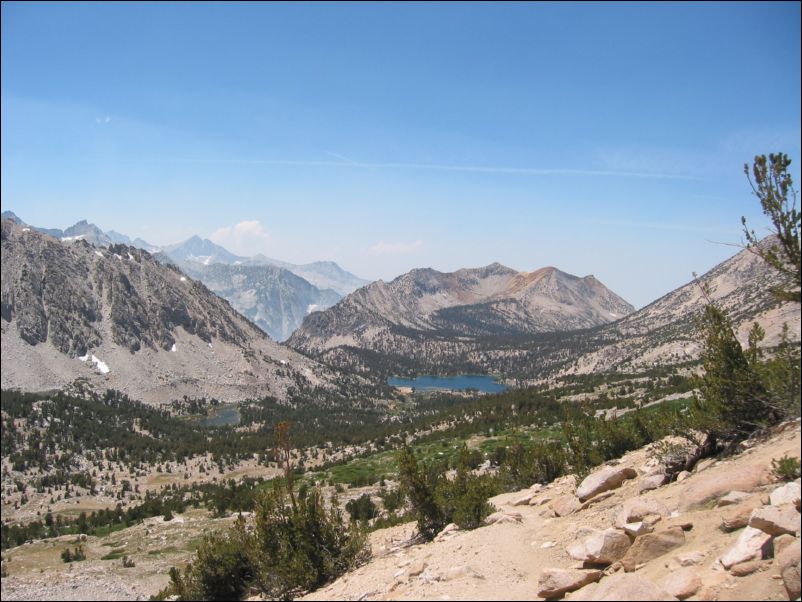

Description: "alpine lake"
387 374 508 393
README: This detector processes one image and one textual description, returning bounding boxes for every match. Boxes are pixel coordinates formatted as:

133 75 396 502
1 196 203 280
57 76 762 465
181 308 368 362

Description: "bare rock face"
180 262 342 342
622 521 653 537
581 572 678 601
289 262 634 375
674 551 706 567
537 568 603 598
621 527 686 572
748 505 801 536
511 491 537 506
576 466 637 502
719 526 773 569
773 533 797 557
0 220 336 403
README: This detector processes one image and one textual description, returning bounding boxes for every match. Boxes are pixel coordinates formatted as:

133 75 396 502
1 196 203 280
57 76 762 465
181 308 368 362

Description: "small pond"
195 405 241 427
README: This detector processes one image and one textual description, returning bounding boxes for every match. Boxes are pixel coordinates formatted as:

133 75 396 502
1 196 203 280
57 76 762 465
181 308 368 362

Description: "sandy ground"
302 422 801 601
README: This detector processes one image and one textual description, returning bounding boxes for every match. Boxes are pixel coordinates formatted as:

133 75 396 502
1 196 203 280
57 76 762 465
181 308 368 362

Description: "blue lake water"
387 374 508 393
195 405 241 427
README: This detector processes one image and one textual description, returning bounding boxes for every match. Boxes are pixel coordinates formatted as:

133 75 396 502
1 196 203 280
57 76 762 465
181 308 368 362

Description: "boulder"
729 559 764 576
773 533 796 558
623 521 653 537
719 526 773 569
676 471 691 482
748 505 801 536
577 466 638 502
568 528 632 565
659 567 701 600
434 523 459 542
720 504 757 532
537 568 603 598
776 541 801 600
551 495 583 517
639 473 669 493
582 572 678 601
511 491 536 506
769 481 801 507
680 462 771 511
580 490 618 510
621 527 686 572
564 582 600 600
716 491 751 507
674 551 706 567
442 565 484 581
614 498 670 529
484 511 522 525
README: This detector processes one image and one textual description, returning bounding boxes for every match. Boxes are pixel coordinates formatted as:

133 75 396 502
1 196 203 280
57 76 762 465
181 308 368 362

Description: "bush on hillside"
345 493 378 522
156 485 369 601
398 444 498 540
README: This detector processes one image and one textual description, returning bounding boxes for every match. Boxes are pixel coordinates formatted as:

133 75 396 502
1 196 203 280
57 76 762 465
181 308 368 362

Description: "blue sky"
2 2 800 308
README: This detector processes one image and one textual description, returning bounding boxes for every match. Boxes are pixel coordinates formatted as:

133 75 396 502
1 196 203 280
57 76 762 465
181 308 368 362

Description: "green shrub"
157 483 369 601
250 486 369 600
398 446 446 540
61 545 85 563
449 475 496 530
398 445 497 540
771 454 801 482
160 518 252 601
499 440 567 491
345 494 377 522
378 487 403 513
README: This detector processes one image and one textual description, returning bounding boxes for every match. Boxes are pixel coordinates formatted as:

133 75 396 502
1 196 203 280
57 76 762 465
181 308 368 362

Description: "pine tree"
742 153 801 303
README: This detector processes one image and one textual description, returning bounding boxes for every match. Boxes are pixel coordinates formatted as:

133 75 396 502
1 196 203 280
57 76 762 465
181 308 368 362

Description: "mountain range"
287 239 800 380
2 210 798 401
288 262 635 373
1 211 368 340
0 218 348 403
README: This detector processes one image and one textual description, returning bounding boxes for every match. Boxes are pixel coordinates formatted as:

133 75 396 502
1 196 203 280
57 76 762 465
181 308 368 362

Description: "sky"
1 2 800 309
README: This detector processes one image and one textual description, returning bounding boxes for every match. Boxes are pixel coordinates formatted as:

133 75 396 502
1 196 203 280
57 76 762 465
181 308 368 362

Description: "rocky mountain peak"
289 261 634 364
1 219 332 403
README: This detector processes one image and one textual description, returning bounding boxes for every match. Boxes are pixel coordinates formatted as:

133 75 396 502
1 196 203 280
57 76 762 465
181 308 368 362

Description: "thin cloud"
210 220 270 255
130 157 703 181
369 239 424 255
94 115 112 124
568 216 739 234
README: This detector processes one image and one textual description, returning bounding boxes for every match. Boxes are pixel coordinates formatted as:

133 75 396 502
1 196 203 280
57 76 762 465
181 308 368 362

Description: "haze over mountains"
1 211 368 341
2 209 798 401
0 218 354 403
